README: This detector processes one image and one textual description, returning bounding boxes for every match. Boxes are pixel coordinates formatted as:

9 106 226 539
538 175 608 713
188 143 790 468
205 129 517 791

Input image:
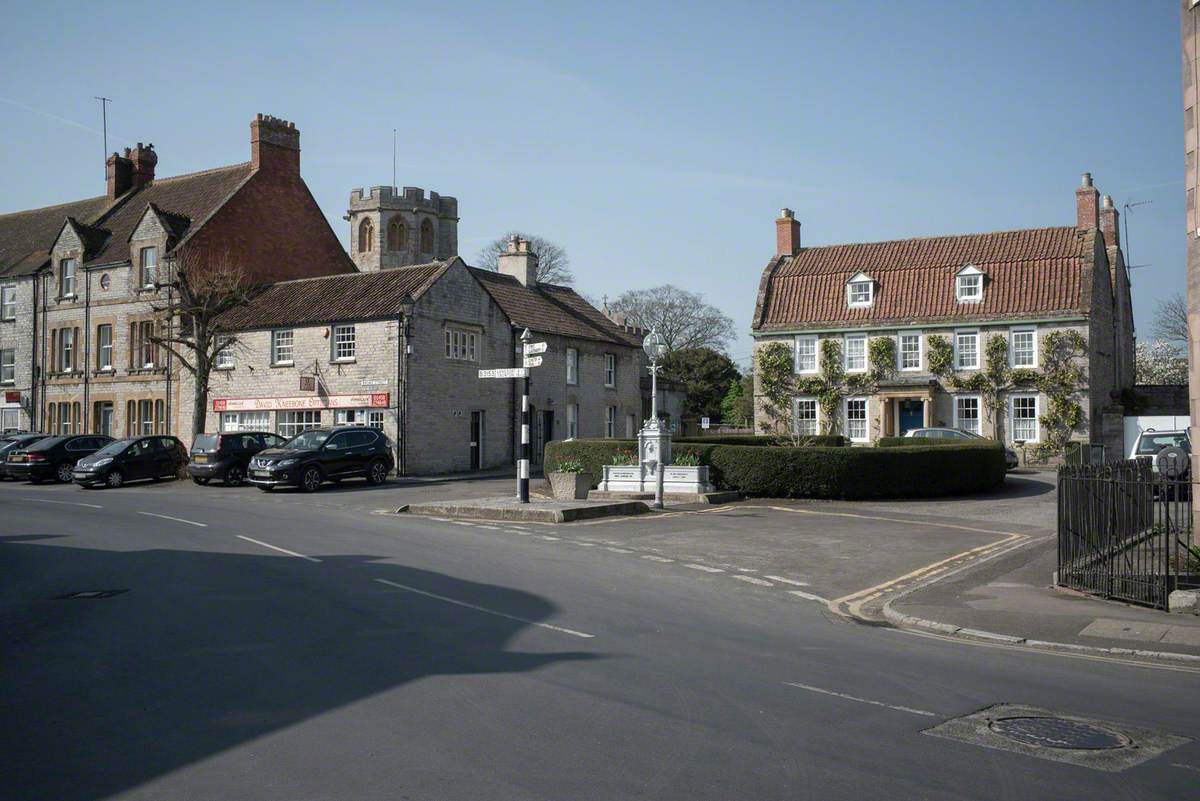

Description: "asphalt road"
2 477 1198 800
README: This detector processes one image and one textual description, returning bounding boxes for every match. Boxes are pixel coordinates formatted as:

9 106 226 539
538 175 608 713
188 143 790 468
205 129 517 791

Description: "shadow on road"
0 534 595 800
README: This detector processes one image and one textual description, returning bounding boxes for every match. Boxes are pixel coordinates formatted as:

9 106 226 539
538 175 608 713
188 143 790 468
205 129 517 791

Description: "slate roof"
217 261 450 330
0 195 115 278
0 163 253 279
753 226 1092 331
469 268 642 347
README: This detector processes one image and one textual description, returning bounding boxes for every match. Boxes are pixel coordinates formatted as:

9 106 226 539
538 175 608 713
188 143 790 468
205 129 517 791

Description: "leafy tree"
608 284 736 353
661 347 740 421
476 232 573 285
720 373 754 427
1135 340 1188 384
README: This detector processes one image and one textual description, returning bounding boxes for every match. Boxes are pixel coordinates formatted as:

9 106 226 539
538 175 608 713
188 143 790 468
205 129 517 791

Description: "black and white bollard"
519 368 531 503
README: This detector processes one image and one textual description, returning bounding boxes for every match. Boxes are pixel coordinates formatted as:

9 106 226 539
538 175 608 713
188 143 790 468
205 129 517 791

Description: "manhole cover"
53 589 129 600
989 716 1129 750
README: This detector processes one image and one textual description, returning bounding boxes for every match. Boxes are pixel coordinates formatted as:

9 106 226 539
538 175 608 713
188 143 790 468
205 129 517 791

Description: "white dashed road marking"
684 564 725 573
236 535 322 563
641 555 674 563
784 682 938 717
788 589 831 604
374 578 594 639
605 546 632 553
733 575 774 587
766 575 810 587
539 535 561 541
21 498 103 509
137 511 207 527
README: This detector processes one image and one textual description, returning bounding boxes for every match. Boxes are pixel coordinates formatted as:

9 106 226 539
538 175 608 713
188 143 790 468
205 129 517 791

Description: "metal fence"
1057 459 1199 609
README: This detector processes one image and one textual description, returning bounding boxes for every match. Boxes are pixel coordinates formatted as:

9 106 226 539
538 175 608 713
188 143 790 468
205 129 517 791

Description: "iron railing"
1057 459 1199 609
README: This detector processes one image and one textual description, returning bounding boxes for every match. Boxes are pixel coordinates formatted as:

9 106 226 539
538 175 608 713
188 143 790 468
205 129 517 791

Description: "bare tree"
476 232 574 285
608 284 736 353
150 248 252 438
1152 293 1189 348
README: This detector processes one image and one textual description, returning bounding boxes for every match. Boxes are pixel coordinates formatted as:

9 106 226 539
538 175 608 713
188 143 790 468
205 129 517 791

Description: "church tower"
346 185 459 271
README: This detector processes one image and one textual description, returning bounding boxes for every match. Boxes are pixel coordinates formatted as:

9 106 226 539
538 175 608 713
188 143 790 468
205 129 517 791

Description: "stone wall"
0 275 35 429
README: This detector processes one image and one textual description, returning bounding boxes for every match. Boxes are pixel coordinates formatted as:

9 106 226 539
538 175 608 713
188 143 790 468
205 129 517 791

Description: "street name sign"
478 367 530 379
523 356 543 368
524 341 548 355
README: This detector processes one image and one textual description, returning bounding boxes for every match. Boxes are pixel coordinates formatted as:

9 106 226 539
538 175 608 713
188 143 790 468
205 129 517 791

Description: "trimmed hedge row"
544 439 1006 499
876 436 970 448
674 435 847 448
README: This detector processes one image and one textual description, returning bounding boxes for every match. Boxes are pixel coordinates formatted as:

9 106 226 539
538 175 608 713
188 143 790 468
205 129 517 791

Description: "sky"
0 1 1187 369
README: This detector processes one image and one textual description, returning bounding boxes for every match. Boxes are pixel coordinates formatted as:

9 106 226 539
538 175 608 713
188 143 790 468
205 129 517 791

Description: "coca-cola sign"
213 393 388 412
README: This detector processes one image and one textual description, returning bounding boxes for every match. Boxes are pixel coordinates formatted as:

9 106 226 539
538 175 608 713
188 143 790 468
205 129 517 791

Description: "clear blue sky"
0 1 1185 368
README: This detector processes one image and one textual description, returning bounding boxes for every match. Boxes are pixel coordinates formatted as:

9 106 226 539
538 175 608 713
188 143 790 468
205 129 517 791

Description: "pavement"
3 471 1200 799
405 495 650 522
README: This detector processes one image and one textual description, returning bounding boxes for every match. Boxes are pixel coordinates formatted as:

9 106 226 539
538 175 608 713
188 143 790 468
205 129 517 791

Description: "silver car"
904 427 1020 470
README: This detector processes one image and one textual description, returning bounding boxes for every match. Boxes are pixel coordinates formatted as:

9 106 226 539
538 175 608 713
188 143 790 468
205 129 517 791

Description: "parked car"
248 426 393 492
188 431 289 487
904 427 1020 470
0 433 50 480
72 436 188 488
6 435 114 483
1130 428 1191 477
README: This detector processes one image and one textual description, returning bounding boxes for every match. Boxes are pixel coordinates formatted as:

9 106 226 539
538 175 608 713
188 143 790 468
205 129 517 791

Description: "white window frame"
566 348 579 385
844 334 867 373
0 284 15 320
2 407 20 430
954 395 982 436
444 329 479 362
60 259 76 298
955 265 983 303
954 329 979 370
272 330 294 366
0 348 14 384
844 397 869 443
215 337 235 370
97 324 113 370
604 353 616 388
897 331 921 371
1010 327 1037 369
220 411 271 432
332 324 356 362
60 328 75 372
795 334 818 374
794 396 819 436
1010 394 1040 443
139 321 156 369
140 246 158 289
277 410 322 437
605 405 616 438
567 403 579 438
846 279 874 308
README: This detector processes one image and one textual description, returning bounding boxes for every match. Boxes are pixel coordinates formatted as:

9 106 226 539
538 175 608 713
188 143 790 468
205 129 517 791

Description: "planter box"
549 471 592 500
598 463 714 494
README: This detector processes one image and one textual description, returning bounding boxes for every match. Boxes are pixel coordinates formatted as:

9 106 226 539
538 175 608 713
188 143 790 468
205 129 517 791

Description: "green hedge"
545 439 1006 499
876 436 971 448
675 435 847 447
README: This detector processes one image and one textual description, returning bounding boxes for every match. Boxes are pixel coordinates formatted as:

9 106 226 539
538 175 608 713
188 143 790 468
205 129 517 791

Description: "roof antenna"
1122 199 1152 278
94 96 111 175
392 128 397 190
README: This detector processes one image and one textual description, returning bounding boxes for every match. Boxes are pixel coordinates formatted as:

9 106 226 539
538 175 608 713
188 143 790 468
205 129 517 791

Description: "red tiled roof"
754 226 1091 330
217 261 449 330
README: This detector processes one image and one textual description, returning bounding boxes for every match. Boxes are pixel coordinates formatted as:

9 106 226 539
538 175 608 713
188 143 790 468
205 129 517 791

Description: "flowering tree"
1134 340 1188 384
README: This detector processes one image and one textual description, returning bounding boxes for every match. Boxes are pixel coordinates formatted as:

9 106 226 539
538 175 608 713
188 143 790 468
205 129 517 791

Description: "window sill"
54 295 78 304
136 286 158 294
214 366 235 371
93 368 116 376
331 358 357 365
0 381 14 387
0 317 14 323
270 361 295 368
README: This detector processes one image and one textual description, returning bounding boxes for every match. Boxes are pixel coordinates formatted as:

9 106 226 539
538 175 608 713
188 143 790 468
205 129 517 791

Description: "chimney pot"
1081 172 1093 187
776 209 801 257
106 150 133 199
129 142 157 190
1099 193 1120 247
1075 172 1100 231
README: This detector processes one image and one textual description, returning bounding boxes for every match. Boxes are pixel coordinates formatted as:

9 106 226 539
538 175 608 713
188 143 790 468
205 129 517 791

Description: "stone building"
186 235 643 474
751 173 1135 459
0 114 353 437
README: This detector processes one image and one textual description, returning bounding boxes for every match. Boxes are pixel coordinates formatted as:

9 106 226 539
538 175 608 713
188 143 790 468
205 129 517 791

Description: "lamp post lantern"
643 328 667 429
641 329 669 509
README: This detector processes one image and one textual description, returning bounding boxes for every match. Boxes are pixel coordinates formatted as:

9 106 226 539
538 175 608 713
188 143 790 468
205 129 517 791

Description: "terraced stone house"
751 173 1135 459
0 114 353 436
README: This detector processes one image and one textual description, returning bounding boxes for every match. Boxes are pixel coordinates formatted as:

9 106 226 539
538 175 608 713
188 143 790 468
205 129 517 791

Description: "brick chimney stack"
1099 194 1120 247
497 236 538 287
1076 172 1099 231
129 143 157 189
251 113 301 173
776 208 801 257
106 149 133 199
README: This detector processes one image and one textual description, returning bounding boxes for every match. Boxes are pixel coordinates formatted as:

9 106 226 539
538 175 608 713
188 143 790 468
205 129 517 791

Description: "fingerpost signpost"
479 328 547 503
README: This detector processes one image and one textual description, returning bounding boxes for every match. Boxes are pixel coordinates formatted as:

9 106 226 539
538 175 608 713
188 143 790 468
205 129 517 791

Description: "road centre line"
766 575 809 587
641 555 674 562
21 497 103 509
137 511 207 527
373 578 595 639
784 682 939 717
733 575 774 587
236 535 322 563
684 563 725 573
789 590 832 604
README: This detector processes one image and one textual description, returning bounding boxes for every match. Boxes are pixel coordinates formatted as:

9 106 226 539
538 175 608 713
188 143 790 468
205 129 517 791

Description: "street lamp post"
642 329 669 509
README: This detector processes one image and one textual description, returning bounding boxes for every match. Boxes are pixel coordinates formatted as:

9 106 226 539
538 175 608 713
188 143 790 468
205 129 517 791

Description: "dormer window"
956 265 983 303
60 258 76 298
846 272 874 308
140 247 157 289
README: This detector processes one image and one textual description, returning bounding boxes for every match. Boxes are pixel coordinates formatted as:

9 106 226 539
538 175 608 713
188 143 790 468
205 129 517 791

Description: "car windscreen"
1137 433 1188 454
93 439 134 458
283 430 329 450
26 436 67 452
192 434 219 451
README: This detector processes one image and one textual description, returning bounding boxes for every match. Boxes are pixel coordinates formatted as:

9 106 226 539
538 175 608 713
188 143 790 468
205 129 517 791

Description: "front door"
470 411 483 470
541 411 554 462
898 399 924 435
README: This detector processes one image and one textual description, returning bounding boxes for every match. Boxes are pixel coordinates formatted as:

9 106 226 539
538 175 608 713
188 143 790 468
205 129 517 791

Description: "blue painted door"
898 400 923 435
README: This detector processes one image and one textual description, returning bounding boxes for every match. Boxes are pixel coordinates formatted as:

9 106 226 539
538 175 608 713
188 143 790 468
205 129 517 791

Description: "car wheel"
192 476 210 486
106 469 124 489
224 466 245 487
56 462 74 483
367 460 389 485
300 466 323 493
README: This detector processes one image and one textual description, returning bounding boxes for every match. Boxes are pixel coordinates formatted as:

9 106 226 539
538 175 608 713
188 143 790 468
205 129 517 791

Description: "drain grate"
53 589 129 600
923 704 1191 772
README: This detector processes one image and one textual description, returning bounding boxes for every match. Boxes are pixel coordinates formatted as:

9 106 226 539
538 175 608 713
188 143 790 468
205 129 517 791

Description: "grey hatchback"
904 427 1020 470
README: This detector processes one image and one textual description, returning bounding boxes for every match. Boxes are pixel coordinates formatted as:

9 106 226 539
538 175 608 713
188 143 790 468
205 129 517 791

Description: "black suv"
188 431 288 487
248 427 393 492
7 435 114 483
0 433 49 480
73 436 189 488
